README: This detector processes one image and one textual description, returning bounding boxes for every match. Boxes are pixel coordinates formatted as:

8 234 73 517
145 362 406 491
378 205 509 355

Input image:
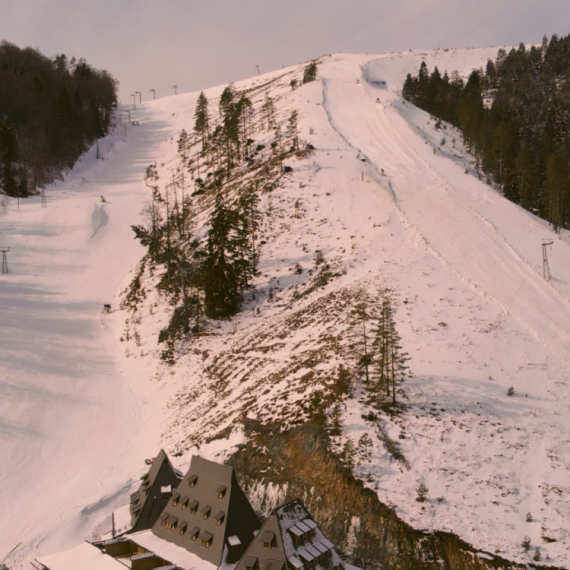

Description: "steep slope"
3 47 570 570
124 50 570 567
0 104 179 567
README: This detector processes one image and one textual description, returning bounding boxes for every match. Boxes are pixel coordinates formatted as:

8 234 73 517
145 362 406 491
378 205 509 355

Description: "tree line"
0 41 117 197
403 34 570 232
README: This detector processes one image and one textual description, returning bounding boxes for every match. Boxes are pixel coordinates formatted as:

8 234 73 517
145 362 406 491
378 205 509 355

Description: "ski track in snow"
0 104 173 567
2 47 570 569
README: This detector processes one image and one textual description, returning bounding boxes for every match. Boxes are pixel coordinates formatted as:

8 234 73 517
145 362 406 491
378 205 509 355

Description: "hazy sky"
1 0 569 103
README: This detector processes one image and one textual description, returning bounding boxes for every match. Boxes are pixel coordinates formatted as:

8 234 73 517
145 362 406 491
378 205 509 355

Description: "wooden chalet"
150 455 261 566
129 449 183 533
235 499 345 570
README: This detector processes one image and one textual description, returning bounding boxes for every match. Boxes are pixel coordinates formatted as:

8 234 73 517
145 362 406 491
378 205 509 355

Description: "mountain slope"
2 47 570 569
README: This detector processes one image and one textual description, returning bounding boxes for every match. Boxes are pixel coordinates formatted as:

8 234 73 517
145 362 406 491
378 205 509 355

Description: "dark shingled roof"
151 455 261 566
235 499 345 570
129 449 183 533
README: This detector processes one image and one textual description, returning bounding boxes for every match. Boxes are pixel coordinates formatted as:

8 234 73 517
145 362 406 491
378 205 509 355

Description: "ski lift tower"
1 247 9 274
542 239 553 281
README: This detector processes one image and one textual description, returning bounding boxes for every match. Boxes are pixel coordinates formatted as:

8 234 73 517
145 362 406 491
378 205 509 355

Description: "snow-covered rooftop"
129 529 217 570
36 542 128 570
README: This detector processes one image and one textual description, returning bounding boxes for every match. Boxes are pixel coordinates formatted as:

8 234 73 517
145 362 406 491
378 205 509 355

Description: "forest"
402 33 570 232
0 41 117 197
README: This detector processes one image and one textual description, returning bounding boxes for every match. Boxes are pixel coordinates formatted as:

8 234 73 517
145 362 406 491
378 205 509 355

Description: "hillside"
2 47 570 569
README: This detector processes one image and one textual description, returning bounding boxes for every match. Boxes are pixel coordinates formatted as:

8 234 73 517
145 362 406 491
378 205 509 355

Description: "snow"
128 530 216 570
36 541 127 570
3 44 570 569
0 105 179 567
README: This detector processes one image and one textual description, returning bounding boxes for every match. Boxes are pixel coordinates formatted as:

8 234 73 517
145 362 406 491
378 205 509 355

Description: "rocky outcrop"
229 424 562 570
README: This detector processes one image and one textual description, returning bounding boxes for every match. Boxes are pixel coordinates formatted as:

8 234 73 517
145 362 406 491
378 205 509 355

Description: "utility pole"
131 93 136 108
256 65 260 75
172 84 178 95
542 239 553 281
135 91 142 104
150 88 156 100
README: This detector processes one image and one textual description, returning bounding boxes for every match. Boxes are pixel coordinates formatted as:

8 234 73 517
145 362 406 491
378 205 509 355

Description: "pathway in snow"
322 62 570 366
0 105 173 565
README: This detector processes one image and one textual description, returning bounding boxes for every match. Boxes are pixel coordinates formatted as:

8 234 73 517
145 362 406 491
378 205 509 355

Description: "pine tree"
287 110 299 151
351 301 372 385
262 95 276 130
238 185 262 278
367 292 410 406
303 61 318 84
544 151 569 232
193 91 210 152
177 129 190 167
203 195 244 318
0 122 19 196
237 95 253 155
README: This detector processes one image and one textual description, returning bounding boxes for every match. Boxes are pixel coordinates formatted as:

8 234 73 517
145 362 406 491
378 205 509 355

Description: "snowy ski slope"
2 46 570 568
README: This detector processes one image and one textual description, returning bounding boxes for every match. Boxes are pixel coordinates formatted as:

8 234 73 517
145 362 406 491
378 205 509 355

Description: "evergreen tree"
262 94 276 131
544 151 569 232
177 129 190 167
287 110 300 151
351 301 373 385
367 292 410 406
193 91 210 152
0 41 117 197
203 195 244 318
302 61 318 84
238 185 262 278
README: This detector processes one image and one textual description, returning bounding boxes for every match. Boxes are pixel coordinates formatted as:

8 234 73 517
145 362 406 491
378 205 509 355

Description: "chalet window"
201 531 213 548
215 484 227 498
188 474 198 487
180 496 189 509
179 521 188 535
160 513 169 526
214 511 225 526
201 505 211 519
166 516 178 530
261 530 276 549
171 492 181 506
189 500 199 513
243 555 259 570
189 526 200 541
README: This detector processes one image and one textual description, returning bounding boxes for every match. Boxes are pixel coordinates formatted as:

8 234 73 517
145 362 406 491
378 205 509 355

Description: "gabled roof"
151 455 260 567
235 499 345 570
129 449 183 532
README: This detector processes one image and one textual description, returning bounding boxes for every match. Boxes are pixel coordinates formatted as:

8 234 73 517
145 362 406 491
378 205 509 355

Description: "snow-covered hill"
2 46 570 569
